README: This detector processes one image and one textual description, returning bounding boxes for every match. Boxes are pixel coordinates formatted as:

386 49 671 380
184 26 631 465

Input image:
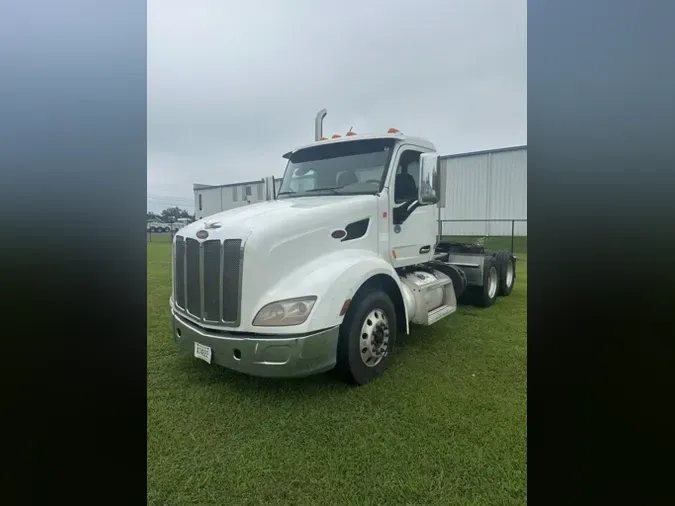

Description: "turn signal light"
339 299 351 316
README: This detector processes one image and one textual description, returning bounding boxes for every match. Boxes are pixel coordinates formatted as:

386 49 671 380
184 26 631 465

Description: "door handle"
419 245 431 254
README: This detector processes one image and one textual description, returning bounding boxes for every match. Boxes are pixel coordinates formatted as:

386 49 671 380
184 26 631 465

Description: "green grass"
148 243 527 505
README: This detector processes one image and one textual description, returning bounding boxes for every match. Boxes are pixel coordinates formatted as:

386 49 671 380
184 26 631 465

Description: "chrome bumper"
171 310 339 378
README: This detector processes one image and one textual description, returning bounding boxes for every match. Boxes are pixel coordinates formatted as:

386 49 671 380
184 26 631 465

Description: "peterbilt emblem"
203 221 222 229
196 230 209 239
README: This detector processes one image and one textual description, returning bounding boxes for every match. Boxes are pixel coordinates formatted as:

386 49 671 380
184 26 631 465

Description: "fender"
252 249 409 334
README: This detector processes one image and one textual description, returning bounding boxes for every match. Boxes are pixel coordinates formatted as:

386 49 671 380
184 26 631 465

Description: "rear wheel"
336 290 397 385
466 257 499 307
495 250 516 296
149 227 157 233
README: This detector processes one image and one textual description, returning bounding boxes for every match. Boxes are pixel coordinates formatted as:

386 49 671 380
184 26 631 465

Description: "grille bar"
185 238 201 316
174 237 186 309
202 240 221 321
222 239 243 323
173 235 243 327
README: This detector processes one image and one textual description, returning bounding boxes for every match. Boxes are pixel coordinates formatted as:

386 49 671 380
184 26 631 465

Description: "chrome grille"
173 235 243 326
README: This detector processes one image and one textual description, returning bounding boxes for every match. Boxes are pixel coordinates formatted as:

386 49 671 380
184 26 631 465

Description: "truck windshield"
278 138 395 198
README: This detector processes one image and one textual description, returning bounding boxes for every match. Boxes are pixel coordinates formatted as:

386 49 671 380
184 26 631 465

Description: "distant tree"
147 211 160 221
160 206 192 223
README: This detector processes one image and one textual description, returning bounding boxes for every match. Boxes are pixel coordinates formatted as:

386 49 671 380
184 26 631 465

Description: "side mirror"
418 152 440 204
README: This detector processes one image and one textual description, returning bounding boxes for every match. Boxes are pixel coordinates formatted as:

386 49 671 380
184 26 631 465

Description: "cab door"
388 146 438 268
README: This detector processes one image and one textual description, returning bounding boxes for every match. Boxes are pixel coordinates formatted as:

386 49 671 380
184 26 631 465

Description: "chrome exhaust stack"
314 109 327 141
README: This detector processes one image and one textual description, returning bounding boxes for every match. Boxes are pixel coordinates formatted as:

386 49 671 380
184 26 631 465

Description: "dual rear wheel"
461 250 516 307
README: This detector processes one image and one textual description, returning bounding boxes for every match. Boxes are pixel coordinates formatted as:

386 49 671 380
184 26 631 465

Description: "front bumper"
171 309 340 378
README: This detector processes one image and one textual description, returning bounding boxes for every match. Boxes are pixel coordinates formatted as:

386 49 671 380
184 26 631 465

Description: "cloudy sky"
147 0 526 213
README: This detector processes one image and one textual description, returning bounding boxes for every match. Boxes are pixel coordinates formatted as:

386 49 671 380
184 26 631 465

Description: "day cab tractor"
169 109 516 385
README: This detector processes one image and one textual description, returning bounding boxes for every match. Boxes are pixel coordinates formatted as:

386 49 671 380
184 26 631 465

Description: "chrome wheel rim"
505 260 514 288
487 267 498 299
359 308 390 367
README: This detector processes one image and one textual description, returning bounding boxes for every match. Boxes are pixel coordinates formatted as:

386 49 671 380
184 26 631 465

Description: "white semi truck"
169 110 516 385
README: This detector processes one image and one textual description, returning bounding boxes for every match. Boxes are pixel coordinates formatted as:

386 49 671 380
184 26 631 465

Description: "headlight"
252 296 317 327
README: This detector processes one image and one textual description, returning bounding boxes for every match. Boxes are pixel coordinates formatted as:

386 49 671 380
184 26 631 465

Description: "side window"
232 186 238 202
394 150 422 203
245 186 252 197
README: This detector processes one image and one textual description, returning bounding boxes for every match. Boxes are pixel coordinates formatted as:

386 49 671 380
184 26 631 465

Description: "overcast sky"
147 0 526 213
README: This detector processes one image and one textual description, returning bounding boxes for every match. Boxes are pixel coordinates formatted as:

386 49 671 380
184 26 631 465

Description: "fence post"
511 220 515 252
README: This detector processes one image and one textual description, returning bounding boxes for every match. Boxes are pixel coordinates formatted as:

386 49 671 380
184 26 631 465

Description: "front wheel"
336 290 397 385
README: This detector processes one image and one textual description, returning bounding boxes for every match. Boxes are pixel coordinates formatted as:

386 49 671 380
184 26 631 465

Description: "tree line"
147 206 195 223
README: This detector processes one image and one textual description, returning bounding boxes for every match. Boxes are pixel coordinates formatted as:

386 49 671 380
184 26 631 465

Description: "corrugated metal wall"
440 147 527 237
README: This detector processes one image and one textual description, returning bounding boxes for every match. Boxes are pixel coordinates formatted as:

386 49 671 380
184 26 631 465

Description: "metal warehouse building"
439 145 527 238
194 145 527 237
194 178 282 220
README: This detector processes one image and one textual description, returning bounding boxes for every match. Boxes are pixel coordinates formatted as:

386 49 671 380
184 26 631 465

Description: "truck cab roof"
284 132 437 159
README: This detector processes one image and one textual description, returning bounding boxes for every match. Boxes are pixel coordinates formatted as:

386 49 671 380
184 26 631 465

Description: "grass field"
147 242 527 505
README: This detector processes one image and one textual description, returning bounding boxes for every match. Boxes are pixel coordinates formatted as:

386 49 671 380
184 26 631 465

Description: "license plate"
194 342 212 364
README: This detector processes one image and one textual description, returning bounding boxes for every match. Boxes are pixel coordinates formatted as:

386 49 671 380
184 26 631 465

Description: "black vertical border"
0 1 147 503
529 0 675 502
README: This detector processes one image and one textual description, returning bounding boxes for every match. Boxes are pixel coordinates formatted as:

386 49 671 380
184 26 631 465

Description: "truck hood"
174 194 381 332
180 195 378 242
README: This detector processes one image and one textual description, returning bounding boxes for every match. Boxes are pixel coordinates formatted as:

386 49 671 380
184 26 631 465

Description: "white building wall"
440 147 527 237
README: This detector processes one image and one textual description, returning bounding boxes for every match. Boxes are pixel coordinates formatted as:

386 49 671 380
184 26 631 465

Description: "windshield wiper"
277 190 296 196
304 186 344 195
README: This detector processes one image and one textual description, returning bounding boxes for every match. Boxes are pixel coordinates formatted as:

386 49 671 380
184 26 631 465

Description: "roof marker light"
387 128 400 134
319 137 328 141
331 134 341 139
345 131 357 136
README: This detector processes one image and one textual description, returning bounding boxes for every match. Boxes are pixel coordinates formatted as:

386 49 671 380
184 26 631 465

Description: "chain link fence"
147 230 175 242
439 219 528 255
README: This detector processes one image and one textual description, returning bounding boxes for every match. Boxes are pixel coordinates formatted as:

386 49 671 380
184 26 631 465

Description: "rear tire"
466 257 499 307
336 289 397 385
495 250 516 296
149 227 157 233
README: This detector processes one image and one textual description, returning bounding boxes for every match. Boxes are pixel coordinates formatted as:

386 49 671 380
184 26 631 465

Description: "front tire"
336 290 397 385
